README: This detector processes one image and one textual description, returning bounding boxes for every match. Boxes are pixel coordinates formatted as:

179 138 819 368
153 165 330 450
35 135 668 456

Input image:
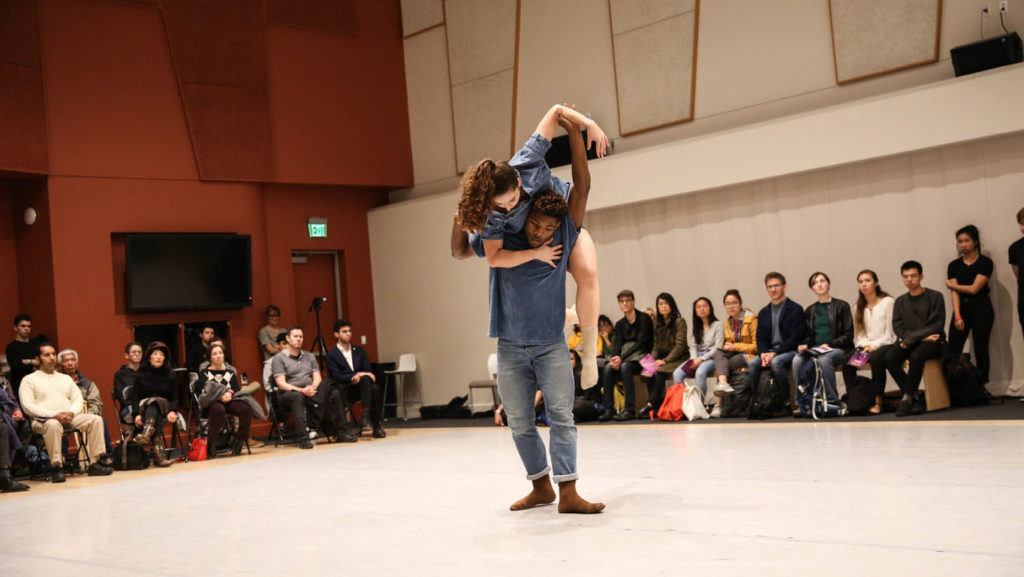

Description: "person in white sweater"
673 297 724 399
19 342 112 482
842 270 898 415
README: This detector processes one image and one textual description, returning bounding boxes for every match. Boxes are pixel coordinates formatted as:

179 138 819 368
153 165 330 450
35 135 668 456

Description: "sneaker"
51 467 66 483
612 409 635 422
597 408 615 422
709 404 721 418
895 398 912 417
713 382 735 398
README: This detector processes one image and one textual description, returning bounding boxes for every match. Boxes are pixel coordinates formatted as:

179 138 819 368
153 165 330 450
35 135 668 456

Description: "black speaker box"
544 130 600 169
950 32 1023 77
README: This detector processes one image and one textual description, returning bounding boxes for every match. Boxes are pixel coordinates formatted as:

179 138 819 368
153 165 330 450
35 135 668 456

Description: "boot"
0 468 29 493
133 417 156 446
151 438 172 468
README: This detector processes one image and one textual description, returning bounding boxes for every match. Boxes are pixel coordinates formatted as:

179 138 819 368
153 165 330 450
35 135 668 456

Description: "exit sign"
307 217 327 238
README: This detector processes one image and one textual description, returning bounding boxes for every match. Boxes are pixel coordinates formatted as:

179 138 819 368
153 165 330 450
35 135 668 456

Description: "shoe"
133 417 156 446
298 439 315 449
713 381 735 398
337 430 358 443
98 454 113 467
597 408 615 422
1 469 29 493
231 441 244 456
613 409 634 422
51 467 66 483
206 446 217 459
151 440 172 467
87 462 113 477
910 396 925 415
895 398 912 417
709 404 722 418
372 424 386 439
638 405 653 419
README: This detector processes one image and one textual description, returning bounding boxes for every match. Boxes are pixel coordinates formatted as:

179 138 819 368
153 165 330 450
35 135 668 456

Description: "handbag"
847 348 870 368
655 384 685 421
682 385 709 421
187 437 208 461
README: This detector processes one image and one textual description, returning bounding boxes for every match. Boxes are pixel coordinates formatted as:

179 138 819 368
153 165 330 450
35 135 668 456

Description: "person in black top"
1009 207 1024 346
597 289 654 422
131 341 179 467
5 313 40 398
326 319 385 439
185 324 216 373
113 341 143 426
945 225 994 384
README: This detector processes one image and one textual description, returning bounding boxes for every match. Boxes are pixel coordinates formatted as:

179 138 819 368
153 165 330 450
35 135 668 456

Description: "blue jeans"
747 350 797 403
497 339 578 483
792 348 847 400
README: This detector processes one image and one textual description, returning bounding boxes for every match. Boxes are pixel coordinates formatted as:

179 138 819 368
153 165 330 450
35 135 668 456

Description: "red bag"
656 384 686 421
188 438 207 461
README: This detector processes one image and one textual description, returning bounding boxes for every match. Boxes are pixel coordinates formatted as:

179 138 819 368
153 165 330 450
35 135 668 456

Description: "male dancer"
452 112 602 513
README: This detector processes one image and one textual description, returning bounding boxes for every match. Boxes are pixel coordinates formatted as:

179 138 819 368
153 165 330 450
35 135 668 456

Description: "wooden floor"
0 418 1022 576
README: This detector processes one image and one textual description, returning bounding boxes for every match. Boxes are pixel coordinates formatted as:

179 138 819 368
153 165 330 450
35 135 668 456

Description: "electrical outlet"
1001 1 1009 13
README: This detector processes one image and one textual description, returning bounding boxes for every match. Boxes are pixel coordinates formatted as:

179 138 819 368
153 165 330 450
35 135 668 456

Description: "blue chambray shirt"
480 133 571 241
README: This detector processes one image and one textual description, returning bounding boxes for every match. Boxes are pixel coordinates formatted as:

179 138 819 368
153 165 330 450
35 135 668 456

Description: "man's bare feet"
557 480 605 514
510 477 556 511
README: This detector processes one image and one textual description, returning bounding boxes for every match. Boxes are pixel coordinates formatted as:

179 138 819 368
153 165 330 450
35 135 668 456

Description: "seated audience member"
326 319 386 439
597 290 654 422
259 305 284 360
263 331 287 391
185 324 216 373
945 225 994 385
272 326 355 446
884 261 946 417
568 319 607 360
197 336 233 374
1 382 29 492
643 307 656 325
113 341 143 414
1010 207 1024 345
19 343 113 481
712 290 758 397
841 270 897 414
748 272 806 405
673 297 724 401
1 375 30 446
791 272 854 411
58 349 113 458
638 293 688 419
198 343 265 458
131 341 179 467
6 313 40 397
596 314 615 358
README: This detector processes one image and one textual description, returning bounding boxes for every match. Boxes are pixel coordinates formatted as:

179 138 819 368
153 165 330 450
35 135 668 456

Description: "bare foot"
510 478 556 511
557 480 605 514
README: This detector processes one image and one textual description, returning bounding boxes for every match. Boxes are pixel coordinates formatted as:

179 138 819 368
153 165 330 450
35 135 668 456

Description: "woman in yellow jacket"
711 289 758 398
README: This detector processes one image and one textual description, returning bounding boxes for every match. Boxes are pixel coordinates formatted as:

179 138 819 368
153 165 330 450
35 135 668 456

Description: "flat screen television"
126 233 253 313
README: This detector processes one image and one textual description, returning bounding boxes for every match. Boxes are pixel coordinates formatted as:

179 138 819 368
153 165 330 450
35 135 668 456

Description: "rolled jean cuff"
526 465 551 481
552 471 579 484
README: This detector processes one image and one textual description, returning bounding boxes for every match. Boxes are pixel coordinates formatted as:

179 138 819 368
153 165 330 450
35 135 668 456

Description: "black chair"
27 425 90 480
115 384 187 461
189 372 251 456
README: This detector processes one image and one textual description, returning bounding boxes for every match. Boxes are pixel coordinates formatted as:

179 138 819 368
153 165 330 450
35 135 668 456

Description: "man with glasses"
748 273 806 407
597 289 653 422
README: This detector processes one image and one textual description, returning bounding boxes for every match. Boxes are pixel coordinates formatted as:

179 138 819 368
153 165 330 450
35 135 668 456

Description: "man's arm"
534 104 609 157
564 120 591 230
483 237 561 268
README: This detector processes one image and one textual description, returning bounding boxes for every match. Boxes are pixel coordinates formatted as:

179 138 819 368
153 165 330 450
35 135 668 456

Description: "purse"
682 385 709 421
187 437 208 461
847 348 870 368
655 384 686 421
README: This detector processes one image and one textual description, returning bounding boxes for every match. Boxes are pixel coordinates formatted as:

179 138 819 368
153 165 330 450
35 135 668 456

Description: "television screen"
126 234 252 312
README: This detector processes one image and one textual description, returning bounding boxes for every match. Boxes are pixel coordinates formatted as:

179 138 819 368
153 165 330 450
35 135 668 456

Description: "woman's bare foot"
510 477 556 511
557 480 605 514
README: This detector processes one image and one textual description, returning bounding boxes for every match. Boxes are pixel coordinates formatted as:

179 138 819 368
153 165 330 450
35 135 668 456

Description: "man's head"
124 341 143 365
275 331 288 352
617 289 636 314
764 272 787 304
524 190 567 248
36 342 57 373
900 260 924 292
333 319 353 346
199 324 216 345
58 349 79 375
285 326 304 351
13 313 31 340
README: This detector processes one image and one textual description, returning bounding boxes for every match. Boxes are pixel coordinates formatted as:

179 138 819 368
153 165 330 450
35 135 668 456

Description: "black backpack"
945 355 990 407
747 372 786 420
720 371 752 418
844 376 876 415
111 440 151 471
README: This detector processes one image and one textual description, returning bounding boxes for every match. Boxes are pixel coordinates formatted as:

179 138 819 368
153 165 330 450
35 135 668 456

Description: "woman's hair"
654 292 680 329
854 269 890 334
808 271 831 288
456 159 518 232
264 305 280 318
691 297 717 345
598 314 613 328
722 289 742 306
143 341 173 373
956 224 980 251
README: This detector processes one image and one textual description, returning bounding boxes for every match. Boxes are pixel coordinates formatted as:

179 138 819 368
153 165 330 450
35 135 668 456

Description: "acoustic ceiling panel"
161 0 266 87
444 0 516 86
401 0 443 37
264 0 357 34
181 83 274 181
0 61 47 173
610 5 698 135
0 0 41 68
830 0 940 84
452 69 514 172
609 0 695 35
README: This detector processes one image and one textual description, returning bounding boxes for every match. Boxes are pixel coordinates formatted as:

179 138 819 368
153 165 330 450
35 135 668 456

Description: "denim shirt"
481 133 571 241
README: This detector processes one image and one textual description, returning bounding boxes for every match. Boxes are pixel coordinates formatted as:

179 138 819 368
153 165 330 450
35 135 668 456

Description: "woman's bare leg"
569 229 599 388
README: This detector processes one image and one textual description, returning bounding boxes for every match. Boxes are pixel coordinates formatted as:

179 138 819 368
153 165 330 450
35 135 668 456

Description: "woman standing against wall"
946 224 995 384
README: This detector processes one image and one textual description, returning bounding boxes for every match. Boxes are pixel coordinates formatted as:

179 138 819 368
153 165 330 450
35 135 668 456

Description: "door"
291 252 341 363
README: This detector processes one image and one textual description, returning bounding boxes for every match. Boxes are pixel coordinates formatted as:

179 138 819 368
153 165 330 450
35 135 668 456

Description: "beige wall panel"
831 0 940 83
609 0 695 35
452 69 514 171
514 0 619 145
444 0 516 86
401 0 444 36
613 12 695 134
404 27 456 184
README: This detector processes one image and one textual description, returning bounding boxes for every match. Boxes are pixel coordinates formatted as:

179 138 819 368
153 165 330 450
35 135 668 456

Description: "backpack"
747 372 786 420
945 354 989 407
111 439 151 471
796 356 847 419
843 376 876 415
655 384 685 421
719 371 752 418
